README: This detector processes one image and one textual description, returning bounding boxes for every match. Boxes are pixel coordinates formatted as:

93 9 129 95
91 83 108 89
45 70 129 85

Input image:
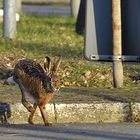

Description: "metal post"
112 0 123 88
3 0 16 39
76 0 85 34
71 0 80 18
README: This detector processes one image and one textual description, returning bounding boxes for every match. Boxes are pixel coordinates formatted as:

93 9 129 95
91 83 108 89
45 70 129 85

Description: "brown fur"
13 56 61 126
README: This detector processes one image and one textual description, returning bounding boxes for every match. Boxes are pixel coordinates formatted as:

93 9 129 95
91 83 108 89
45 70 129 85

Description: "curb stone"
131 103 140 122
2 102 140 124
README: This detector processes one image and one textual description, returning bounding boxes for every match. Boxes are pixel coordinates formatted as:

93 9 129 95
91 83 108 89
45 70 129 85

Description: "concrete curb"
2 102 140 124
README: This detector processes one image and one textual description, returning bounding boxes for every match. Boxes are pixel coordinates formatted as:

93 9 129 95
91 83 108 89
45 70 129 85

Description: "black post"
76 0 86 35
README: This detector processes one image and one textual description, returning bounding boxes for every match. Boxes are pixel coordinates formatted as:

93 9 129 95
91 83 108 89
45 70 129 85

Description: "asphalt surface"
22 4 71 16
0 123 140 140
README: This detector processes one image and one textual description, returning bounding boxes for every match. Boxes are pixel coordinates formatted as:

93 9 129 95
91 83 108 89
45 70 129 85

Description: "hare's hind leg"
28 103 37 125
17 81 34 112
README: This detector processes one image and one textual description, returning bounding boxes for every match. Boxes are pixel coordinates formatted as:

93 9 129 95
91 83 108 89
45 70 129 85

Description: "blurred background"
0 0 81 17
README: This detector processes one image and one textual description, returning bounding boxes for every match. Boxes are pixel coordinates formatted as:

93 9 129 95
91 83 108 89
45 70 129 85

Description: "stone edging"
3 102 139 124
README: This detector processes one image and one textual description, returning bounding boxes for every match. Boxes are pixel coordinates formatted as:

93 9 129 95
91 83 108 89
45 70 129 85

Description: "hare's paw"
45 123 52 127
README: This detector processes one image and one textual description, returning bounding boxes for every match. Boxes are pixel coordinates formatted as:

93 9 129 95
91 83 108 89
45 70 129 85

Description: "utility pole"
3 0 16 39
112 0 123 87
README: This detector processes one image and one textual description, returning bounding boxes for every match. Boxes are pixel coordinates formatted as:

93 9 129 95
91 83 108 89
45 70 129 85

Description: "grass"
0 14 139 89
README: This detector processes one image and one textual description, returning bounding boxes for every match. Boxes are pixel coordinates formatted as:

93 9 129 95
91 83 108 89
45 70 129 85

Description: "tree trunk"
112 0 123 88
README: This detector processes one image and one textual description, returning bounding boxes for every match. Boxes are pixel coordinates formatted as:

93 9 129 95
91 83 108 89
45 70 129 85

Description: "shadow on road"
0 124 140 140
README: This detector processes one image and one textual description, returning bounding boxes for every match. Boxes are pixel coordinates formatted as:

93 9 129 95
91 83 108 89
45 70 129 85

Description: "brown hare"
13 56 61 126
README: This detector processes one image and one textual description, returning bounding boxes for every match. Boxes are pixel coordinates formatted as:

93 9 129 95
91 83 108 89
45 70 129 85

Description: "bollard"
71 0 80 18
3 0 16 39
75 0 85 34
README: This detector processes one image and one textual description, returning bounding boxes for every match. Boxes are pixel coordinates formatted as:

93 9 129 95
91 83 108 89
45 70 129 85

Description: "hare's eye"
49 79 52 83
51 80 58 83
46 76 52 83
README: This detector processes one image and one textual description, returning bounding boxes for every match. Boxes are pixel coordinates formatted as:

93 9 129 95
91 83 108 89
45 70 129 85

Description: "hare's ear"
52 56 61 73
44 56 51 74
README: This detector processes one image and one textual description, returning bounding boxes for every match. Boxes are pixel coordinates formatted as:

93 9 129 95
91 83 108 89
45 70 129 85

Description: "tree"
112 0 123 87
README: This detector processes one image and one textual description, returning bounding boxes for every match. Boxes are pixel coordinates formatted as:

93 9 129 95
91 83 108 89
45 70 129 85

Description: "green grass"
0 15 139 89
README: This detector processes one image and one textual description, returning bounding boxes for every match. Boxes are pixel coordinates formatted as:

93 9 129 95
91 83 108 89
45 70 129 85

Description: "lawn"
0 14 139 89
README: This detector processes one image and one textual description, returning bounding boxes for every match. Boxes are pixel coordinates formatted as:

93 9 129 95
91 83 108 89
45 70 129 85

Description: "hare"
13 56 61 126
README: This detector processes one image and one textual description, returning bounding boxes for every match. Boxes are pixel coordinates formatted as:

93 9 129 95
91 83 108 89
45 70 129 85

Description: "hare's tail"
7 76 16 84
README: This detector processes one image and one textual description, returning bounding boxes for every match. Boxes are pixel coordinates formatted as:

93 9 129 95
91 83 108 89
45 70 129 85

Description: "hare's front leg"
39 105 52 126
38 94 53 126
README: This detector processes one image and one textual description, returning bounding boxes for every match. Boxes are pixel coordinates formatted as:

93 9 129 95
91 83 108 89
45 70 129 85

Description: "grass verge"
0 14 139 89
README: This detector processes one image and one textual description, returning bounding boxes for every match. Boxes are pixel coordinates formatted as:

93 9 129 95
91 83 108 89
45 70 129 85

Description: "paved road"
22 4 71 16
0 123 140 140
